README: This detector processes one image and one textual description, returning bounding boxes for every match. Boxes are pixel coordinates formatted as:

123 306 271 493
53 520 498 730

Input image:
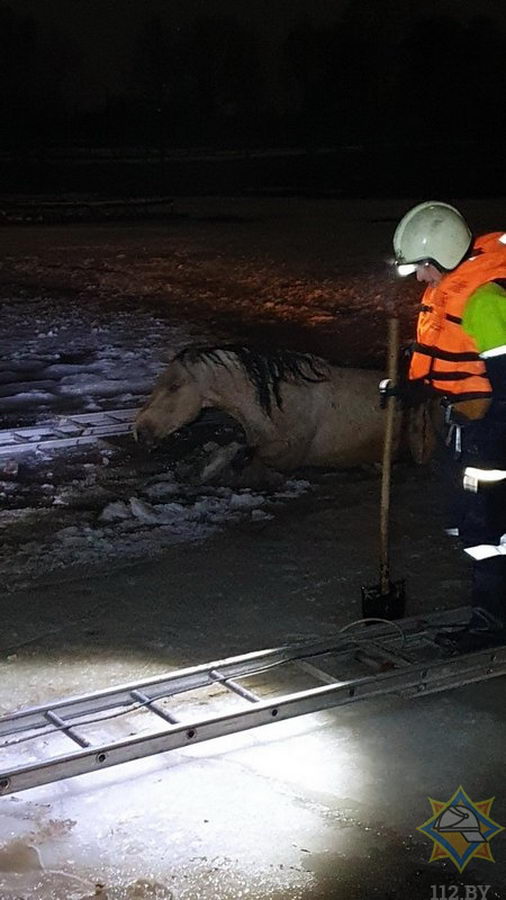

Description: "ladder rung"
3 635 503 798
209 668 259 702
3 606 496 798
368 642 413 666
44 710 91 748
0 407 139 456
354 642 413 672
51 428 76 438
0 612 469 742
294 659 339 685
130 689 179 724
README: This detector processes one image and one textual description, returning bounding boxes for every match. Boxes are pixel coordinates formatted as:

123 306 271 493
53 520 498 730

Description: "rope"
338 617 407 646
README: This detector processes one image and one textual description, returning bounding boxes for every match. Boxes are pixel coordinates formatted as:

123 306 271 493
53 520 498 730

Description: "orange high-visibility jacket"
409 232 506 400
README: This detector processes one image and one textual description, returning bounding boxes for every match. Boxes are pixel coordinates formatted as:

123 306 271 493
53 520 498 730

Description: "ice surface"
1 454 311 587
0 295 217 425
1 290 263 583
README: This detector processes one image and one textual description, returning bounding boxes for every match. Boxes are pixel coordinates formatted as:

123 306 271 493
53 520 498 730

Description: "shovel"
361 317 407 620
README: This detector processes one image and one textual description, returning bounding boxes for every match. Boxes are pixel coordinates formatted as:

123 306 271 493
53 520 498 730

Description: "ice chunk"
251 508 273 521
145 480 179 501
100 500 131 522
276 479 311 498
229 492 265 510
129 498 160 524
155 501 186 522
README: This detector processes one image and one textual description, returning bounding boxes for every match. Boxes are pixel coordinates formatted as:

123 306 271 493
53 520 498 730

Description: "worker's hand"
379 378 429 409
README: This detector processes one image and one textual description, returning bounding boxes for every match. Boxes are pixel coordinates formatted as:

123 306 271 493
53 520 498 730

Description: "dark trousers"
444 415 506 627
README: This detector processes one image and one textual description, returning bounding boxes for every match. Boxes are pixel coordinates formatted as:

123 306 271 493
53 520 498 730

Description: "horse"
134 345 437 471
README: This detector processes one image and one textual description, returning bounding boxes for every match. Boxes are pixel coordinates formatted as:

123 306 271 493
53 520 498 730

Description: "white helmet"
434 804 485 844
393 201 472 275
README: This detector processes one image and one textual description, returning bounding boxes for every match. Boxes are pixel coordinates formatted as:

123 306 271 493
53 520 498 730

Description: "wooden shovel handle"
380 317 400 594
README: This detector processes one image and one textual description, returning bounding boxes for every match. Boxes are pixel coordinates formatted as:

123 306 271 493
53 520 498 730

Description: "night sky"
3 0 506 194
8 0 506 107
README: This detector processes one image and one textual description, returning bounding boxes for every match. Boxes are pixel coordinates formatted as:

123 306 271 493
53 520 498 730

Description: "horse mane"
176 345 330 415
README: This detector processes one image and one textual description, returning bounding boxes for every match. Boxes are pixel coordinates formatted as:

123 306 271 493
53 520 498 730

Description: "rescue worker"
393 201 506 652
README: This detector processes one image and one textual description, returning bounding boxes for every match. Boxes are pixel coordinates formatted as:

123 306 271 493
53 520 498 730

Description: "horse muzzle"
133 421 158 448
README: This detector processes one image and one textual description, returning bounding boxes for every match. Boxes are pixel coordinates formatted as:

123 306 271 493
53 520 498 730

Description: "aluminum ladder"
0 408 138 456
0 407 231 456
1 606 505 797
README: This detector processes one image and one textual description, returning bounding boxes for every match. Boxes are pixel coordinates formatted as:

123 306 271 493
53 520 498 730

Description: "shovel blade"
361 579 407 620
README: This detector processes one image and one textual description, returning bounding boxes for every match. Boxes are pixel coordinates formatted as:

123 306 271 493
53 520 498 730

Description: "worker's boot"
436 558 506 653
435 607 506 654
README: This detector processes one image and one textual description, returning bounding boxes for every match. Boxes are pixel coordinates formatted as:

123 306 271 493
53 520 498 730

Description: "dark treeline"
1 0 506 199
1 1 505 152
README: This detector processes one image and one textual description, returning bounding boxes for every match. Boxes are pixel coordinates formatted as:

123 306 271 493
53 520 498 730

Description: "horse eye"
168 383 181 393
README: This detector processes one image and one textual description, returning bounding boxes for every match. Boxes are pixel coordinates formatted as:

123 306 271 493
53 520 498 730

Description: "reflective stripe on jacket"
409 232 506 400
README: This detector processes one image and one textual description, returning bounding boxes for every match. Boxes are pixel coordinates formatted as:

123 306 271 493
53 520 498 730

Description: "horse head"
134 359 203 446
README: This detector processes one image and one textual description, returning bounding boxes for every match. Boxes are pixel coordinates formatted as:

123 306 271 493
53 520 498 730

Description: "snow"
0 303 314 586
0 285 321 590
0 391 56 409
1 467 312 588
0 294 223 426
0 286 278 585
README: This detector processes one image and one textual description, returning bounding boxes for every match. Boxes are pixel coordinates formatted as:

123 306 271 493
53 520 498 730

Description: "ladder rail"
0 608 457 740
2 641 505 797
0 640 358 738
0 407 234 456
0 409 138 455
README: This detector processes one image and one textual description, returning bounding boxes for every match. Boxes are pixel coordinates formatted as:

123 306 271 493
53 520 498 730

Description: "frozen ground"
0 294 225 428
0 289 315 589
1 198 505 899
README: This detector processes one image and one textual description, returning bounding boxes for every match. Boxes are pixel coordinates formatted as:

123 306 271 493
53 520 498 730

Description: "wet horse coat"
135 346 434 470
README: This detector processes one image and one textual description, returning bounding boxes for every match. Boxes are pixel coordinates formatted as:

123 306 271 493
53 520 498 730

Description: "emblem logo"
418 786 503 872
